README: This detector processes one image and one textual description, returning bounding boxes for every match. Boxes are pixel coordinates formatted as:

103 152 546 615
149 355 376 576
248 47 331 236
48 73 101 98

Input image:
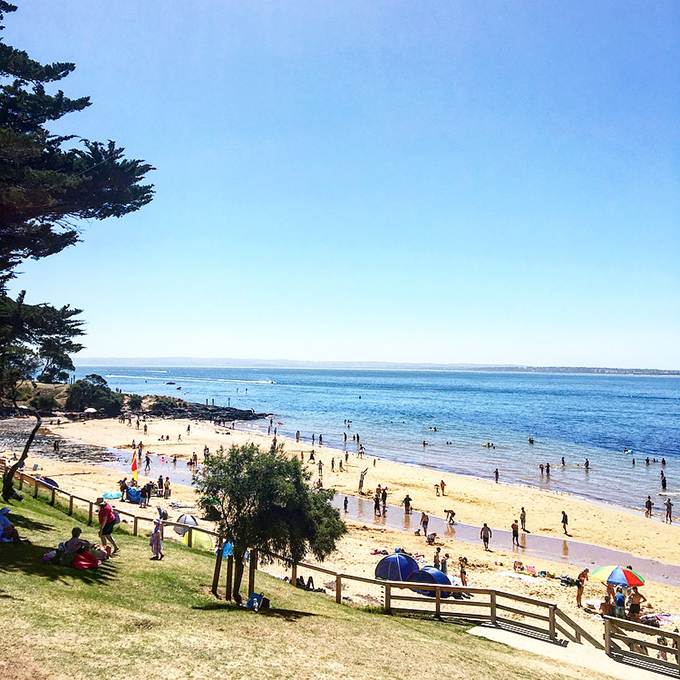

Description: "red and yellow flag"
131 455 138 482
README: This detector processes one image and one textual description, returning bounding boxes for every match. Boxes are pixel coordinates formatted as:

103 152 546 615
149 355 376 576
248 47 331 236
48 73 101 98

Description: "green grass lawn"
0 494 610 680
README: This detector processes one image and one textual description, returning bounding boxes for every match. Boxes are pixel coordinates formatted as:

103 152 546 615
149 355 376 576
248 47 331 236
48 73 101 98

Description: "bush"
65 374 124 416
150 396 178 415
30 394 58 412
127 394 143 410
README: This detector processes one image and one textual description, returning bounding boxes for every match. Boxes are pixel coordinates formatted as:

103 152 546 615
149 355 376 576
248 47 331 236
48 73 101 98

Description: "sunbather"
0 507 29 544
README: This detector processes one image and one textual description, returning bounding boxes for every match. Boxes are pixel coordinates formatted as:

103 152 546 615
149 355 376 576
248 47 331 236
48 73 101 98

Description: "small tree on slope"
195 443 346 603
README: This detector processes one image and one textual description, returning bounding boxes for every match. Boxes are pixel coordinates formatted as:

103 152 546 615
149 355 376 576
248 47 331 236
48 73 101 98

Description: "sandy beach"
5 413 680 641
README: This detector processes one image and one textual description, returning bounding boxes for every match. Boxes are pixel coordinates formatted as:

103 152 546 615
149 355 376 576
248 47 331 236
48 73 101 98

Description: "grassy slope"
0 495 610 680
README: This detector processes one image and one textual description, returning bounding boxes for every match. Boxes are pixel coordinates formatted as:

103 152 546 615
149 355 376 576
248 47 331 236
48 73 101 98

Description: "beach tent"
125 488 141 504
183 528 213 550
174 513 199 536
406 566 453 598
375 553 419 581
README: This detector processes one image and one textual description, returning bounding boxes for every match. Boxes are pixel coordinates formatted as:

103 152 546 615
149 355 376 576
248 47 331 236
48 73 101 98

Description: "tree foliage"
65 373 123 416
0 1 154 289
195 443 346 602
0 2 154 405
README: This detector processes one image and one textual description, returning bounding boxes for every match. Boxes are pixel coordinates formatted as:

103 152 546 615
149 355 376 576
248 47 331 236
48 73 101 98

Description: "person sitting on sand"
426 532 437 545
599 596 613 618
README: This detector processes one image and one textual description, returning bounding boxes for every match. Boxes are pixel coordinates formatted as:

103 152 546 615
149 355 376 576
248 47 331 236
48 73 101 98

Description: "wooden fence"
604 616 680 676
1 458 603 654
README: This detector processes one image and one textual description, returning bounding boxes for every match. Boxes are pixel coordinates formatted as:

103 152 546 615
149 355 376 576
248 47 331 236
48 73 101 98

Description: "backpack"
112 510 121 525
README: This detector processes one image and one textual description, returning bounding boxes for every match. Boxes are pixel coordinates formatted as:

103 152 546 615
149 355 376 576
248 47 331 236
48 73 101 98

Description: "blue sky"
6 1 679 368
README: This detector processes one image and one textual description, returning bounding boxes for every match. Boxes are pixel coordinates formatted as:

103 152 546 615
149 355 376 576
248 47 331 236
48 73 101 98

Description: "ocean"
74 365 680 512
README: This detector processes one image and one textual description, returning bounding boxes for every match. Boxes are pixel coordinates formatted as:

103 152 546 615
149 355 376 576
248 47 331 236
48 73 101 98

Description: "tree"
65 373 123 416
0 2 154 289
127 394 143 411
195 443 346 603
2 407 40 501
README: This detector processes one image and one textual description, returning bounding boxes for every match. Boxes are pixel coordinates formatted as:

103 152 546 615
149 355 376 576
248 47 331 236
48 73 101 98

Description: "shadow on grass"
192 602 317 621
9 513 54 533
0 543 117 585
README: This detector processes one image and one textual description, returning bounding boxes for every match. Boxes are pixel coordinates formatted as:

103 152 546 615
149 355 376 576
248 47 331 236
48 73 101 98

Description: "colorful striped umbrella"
591 565 645 587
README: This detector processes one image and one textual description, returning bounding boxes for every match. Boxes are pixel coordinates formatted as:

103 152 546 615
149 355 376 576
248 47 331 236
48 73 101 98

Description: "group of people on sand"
645 495 674 523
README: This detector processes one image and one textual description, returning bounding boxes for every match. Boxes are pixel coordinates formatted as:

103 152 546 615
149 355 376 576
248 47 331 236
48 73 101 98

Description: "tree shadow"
192 602 317 621
10 513 54 533
0 543 117 585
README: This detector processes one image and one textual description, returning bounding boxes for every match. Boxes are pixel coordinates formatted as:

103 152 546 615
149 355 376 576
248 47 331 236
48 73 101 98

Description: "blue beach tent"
406 566 453 598
375 553 419 581
126 488 141 504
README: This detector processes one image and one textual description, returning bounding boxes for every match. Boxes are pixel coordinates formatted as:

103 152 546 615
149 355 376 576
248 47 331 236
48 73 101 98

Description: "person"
666 498 673 523
433 547 441 569
614 586 626 618
358 468 368 494
440 480 446 495
645 496 653 518
140 483 148 509
459 557 468 586
426 532 437 545
561 457 565 466
561 511 569 535
149 518 164 560
318 460 323 477
420 511 429 536
599 596 613 618
440 553 449 575
164 477 171 499
373 493 381 517
585 458 590 469
158 475 164 496
545 462 550 475
445 509 456 525
628 586 647 621
381 487 387 512
511 520 520 547
309 451 315 463
331 458 335 472
95 498 119 554
662 472 667 491
576 568 589 608
520 507 527 532
480 523 492 550
402 494 412 514
65 527 93 553
343 496 348 513
144 454 151 473
0 507 28 544
434 483 441 496
187 424 191 435
494 468 499 483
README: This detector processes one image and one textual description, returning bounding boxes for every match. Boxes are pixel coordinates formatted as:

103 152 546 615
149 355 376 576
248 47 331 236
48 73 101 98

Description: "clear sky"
5 1 679 368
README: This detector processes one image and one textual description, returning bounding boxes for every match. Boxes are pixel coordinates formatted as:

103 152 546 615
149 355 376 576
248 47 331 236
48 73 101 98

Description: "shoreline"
24 414 680 569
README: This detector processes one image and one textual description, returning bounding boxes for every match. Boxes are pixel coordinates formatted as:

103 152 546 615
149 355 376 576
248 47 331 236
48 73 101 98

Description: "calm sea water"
74 366 680 512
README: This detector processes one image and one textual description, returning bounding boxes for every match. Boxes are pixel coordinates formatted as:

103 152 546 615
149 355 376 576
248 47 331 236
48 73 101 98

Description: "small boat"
166 381 176 385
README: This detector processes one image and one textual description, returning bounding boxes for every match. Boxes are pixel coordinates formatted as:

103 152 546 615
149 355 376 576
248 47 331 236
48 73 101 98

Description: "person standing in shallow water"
480 523 492 551
511 520 520 547
494 468 499 483
520 507 527 532
561 511 569 534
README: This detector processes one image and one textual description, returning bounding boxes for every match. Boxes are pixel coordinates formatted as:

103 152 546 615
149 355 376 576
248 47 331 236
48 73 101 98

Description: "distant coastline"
74 357 680 376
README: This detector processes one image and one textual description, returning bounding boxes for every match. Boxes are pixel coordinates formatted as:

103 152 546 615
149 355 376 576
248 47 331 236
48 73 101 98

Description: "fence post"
604 618 611 657
212 539 223 597
50 487 56 505
133 517 138 536
335 574 342 604
548 605 557 642
248 549 258 594
226 556 234 601
188 527 193 548
384 585 391 614
33 478 38 498
490 591 497 625
68 496 74 516
88 502 93 525
435 587 441 618
291 563 297 585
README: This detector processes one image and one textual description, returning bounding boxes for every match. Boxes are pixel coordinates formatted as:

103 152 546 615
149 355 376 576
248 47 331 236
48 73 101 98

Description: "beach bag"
112 510 121 525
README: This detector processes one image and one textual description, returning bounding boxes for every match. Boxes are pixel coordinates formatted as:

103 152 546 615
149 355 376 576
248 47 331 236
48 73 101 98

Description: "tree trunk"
2 409 41 502
232 549 245 604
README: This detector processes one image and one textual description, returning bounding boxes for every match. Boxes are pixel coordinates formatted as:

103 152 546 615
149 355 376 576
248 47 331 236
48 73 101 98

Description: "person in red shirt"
95 498 119 554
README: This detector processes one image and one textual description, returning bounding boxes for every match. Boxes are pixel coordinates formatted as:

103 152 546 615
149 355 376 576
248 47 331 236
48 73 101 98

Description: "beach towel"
73 551 100 570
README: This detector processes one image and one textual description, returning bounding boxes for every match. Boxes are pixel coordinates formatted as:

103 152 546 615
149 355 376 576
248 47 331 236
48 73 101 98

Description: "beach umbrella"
83 407 97 414
174 513 198 536
591 565 645 587
375 553 419 581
